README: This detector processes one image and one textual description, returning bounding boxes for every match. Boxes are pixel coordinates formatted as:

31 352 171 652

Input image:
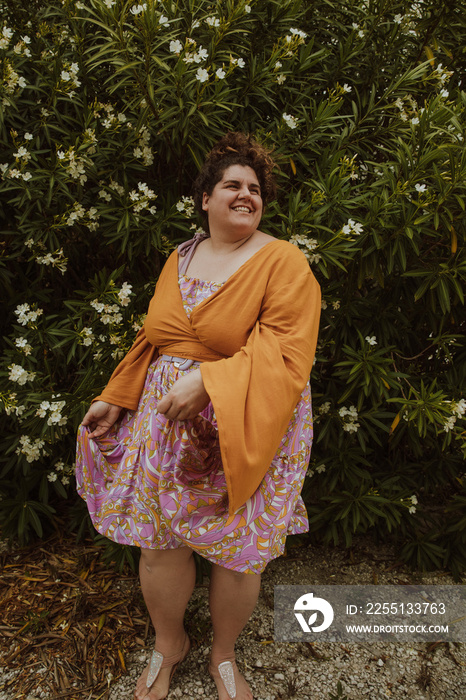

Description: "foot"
134 634 190 700
209 656 253 700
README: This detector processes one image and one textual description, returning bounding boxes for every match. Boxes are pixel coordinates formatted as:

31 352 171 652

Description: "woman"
76 132 321 700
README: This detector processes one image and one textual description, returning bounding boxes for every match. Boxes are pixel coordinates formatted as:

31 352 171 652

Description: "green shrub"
1 0 465 576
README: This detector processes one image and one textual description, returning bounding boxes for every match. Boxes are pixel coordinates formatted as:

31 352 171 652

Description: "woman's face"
202 164 263 237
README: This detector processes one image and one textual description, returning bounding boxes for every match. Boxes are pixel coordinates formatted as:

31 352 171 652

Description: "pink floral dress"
75 275 313 574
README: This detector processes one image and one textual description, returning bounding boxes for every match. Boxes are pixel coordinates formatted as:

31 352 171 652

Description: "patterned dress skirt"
75 275 313 574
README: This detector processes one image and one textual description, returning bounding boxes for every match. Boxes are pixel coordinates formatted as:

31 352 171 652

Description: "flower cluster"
133 126 153 166
289 234 321 264
16 435 46 463
8 364 36 385
0 25 14 50
57 147 90 184
36 248 68 274
129 181 157 215
2 60 27 103
1 392 26 417
36 398 68 426
118 282 133 306
282 112 298 129
15 337 32 355
444 399 466 433
183 42 209 65
394 94 420 124
65 202 100 231
14 303 44 327
434 64 453 87
90 300 123 325
79 327 95 346
60 62 81 96
339 405 360 433
404 494 418 515
342 218 363 236
176 196 195 217
48 460 73 486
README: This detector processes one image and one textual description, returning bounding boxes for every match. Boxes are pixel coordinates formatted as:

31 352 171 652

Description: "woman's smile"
202 164 263 235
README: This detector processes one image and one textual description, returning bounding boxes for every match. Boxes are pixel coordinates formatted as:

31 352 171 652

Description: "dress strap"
177 230 209 275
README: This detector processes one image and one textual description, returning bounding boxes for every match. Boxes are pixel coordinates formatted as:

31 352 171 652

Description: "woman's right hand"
81 401 123 439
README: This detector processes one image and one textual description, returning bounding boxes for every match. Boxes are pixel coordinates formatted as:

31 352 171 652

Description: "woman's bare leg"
209 563 261 700
134 546 195 700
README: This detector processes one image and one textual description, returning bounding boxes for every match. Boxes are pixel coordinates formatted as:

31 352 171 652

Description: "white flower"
410 495 418 505
57 150 66 160
282 113 298 129
236 57 245 68
61 70 70 81
316 464 326 473
365 335 377 346
415 183 427 193
342 218 363 236
196 67 209 83
408 506 416 514
451 399 466 418
394 14 403 24
195 46 208 62
15 337 33 355
339 405 360 433
16 435 45 463
24 132 33 140
444 416 456 433
118 281 133 306
170 39 183 54
216 68 226 79
275 61 282 69
276 74 286 84
342 83 352 93
130 4 146 15
411 117 419 125
205 16 220 27
290 27 307 39
245 4 251 12
440 89 449 98
48 472 58 482
8 364 36 385
159 15 169 27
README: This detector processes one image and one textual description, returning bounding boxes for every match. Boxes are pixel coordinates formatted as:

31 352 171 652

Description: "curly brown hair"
192 132 277 228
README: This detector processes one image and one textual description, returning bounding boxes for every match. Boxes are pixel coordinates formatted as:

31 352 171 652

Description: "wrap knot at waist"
157 343 228 364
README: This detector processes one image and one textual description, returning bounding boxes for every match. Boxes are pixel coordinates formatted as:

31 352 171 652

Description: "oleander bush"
1 0 465 576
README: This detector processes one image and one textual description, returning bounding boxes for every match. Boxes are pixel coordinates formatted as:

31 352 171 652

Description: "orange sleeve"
200 249 321 515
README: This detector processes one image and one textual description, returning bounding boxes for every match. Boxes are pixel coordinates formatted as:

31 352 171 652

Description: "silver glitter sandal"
146 634 190 693
217 661 237 699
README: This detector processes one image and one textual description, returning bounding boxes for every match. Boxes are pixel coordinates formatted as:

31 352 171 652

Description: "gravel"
1 536 464 699
106 537 465 700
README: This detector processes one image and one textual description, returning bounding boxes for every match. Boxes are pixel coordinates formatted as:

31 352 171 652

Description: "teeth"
233 207 251 213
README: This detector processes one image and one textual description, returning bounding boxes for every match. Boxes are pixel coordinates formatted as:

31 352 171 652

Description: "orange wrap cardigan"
95 238 321 515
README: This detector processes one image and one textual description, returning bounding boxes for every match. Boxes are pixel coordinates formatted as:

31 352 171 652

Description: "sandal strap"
146 635 189 688
218 661 237 699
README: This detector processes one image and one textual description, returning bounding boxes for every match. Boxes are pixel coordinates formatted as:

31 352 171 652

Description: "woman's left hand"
156 368 210 420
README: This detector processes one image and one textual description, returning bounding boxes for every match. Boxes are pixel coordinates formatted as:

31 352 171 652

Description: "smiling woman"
75 132 321 700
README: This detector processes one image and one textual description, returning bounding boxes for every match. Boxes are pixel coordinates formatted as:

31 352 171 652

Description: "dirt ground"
1 534 464 700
